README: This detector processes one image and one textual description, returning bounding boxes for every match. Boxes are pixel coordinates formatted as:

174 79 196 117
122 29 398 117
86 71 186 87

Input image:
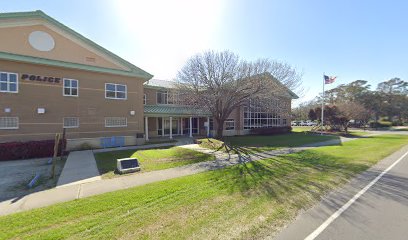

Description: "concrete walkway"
57 150 101 187
0 137 353 216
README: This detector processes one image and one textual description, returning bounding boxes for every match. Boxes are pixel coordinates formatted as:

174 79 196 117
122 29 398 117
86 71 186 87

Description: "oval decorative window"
28 31 55 51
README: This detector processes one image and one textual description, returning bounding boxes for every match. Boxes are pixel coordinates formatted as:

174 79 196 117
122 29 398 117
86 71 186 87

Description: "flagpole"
321 73 325 135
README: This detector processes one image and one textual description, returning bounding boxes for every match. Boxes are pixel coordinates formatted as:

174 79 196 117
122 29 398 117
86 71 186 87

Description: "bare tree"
175 50 302 139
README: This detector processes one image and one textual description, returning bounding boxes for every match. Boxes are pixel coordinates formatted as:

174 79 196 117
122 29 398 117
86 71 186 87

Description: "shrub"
0 139 66 161
78 142 93 151
250 126 292 135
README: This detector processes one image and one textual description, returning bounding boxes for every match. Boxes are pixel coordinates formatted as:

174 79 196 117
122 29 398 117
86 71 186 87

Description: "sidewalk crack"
77 184 82 199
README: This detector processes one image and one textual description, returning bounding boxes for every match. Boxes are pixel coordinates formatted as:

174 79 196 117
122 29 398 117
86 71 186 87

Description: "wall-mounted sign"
21 74 61 84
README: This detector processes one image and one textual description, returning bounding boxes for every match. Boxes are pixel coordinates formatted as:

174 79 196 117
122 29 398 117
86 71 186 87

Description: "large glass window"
105 83 127 100
63 78 78 96
0 72 18 93
243 99 282 129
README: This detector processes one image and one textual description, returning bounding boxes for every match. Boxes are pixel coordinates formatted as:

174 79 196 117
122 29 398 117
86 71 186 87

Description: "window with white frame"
156 90 179 104
105 117 127 127
225 119 235 130
63 117 79 128
243 99 282 129
0 117 19 129
0 72 18 93
63 78 78 96
156 90 168 104
143 94 147 105
105 83 127 99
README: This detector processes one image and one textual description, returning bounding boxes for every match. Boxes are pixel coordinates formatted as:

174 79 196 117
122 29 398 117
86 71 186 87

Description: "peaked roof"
144 76 299 99
144 79 176 89
0 10 153 79
264 72 299 99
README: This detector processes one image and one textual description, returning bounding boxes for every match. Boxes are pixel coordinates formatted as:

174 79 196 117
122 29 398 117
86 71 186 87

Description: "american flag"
324 75 336 84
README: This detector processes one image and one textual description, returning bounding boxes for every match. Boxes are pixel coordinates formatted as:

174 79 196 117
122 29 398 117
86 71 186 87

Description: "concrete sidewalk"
0 137 353 216
57 150 101 187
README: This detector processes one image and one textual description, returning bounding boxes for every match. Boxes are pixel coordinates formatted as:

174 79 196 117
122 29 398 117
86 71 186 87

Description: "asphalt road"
274 143 408 240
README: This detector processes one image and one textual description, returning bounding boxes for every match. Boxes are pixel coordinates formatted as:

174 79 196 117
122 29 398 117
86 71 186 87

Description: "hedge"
250 126 292 135
0 139 66 161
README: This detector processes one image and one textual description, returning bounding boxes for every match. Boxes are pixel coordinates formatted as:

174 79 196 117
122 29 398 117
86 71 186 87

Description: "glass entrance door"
182 118 198 135
158 117 179 136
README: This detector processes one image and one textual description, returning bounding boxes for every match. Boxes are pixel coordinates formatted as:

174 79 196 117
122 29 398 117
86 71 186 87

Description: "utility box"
117 157 141 174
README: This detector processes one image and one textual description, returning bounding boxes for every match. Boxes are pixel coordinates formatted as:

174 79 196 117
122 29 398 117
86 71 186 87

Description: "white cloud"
110 0 227 79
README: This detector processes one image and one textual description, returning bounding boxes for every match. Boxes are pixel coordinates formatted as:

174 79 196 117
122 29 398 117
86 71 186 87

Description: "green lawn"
347 130 373 136
292 126 374 137
199 132 337 153
94 146 215 178
2 135 407 239
291 126 313 132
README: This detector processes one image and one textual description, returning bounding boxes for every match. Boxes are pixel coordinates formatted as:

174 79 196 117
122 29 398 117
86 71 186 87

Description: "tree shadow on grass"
211 149 371 204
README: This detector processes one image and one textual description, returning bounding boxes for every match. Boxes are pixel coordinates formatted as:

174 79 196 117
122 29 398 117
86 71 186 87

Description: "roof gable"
0 10 152 79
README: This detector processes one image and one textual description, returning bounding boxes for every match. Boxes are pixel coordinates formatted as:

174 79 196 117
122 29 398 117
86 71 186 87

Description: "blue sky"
2 0 407 105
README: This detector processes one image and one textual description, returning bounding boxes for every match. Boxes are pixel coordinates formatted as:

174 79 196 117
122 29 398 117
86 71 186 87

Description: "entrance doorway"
182 117 198 135
157 117 180 136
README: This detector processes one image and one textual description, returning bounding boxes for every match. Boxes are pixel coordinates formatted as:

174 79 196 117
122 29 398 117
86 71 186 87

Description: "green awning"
144 105 211 117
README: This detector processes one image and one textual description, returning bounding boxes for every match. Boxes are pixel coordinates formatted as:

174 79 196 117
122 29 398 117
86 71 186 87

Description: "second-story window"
157 90 168 104
63 78 78 96
143 94 147 105
105 83 127 100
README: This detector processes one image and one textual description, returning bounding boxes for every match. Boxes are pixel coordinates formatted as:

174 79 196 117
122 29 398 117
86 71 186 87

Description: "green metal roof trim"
0 10 153 79
0 51 148 78
144 105 212 117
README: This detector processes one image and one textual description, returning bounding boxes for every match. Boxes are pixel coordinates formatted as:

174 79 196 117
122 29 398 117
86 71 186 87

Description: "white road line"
304 150 408 240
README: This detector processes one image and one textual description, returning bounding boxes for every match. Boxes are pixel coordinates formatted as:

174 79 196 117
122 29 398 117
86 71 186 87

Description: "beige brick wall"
0 60 145 143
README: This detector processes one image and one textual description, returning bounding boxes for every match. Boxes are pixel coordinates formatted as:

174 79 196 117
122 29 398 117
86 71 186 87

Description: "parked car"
292 120 316 126
291 121 302 126
304 120 317 126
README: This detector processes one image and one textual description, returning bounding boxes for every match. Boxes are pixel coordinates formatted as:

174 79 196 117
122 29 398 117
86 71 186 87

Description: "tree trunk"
215 118 225 139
